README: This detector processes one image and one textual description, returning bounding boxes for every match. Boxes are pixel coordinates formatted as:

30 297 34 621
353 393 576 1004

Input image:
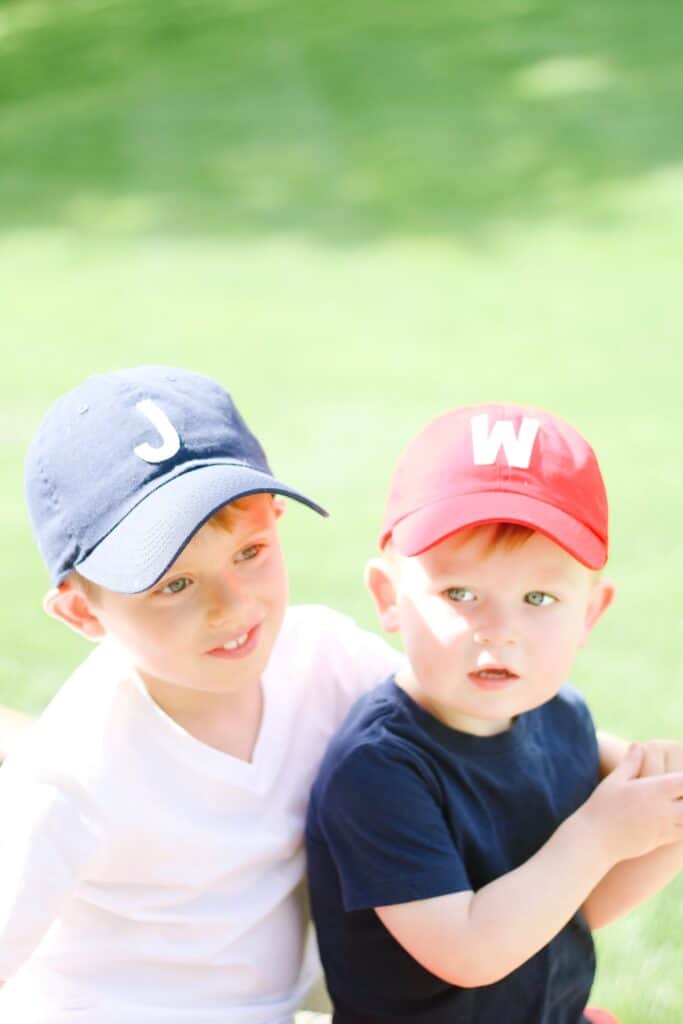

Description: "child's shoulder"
307 679 446 844
279 603 384 646
279 602 356 636
312 679 409 787
271 604 400 693
540 683 595 733
264 605 398 736
4 641 140 785
529 684 599 774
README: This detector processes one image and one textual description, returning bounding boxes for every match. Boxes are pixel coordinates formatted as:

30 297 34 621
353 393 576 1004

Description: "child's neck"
138 673 264 762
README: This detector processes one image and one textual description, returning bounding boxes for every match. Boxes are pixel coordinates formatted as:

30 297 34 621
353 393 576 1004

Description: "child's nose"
205 575 248 628
472 609 517 647
473 628 516 647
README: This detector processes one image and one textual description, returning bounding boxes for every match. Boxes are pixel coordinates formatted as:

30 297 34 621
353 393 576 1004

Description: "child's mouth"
223 632 249 651
468 668 519 690
206 624 261 660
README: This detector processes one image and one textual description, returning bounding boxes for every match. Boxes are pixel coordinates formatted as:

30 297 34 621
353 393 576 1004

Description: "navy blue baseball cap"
25 365 328 593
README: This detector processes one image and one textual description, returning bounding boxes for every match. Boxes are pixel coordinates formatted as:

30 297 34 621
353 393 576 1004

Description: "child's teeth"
224 633 248 651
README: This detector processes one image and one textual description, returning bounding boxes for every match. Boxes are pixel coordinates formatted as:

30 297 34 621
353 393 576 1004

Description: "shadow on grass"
1 0 682 241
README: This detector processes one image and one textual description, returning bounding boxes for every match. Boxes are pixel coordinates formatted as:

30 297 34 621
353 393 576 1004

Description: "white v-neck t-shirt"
0 605 401 1024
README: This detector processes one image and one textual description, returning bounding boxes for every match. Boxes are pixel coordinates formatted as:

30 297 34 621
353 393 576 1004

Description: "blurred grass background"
1 0 681 1018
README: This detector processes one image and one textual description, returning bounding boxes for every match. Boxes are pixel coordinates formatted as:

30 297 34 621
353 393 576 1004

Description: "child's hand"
637 739 683 778
581 743 683 865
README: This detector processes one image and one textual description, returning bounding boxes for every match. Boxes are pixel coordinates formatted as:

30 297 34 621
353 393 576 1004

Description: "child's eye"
161 577 191 595
445 587 476 603
235 544 262 563
524 591 555 607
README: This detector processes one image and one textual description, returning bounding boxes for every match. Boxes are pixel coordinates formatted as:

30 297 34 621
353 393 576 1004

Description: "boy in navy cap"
306 404 683 1024
0 366 400 1023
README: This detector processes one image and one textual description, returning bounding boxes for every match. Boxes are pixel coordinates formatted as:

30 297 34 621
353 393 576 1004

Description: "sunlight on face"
393 527 611 736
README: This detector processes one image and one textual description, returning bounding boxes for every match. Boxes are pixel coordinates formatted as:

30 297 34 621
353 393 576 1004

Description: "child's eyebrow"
425 564 578 587
154 522 272 585
420 568 476 588
521 566 580 584
230 521 273 546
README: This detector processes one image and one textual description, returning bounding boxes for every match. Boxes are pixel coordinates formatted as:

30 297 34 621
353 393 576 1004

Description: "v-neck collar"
124 647 299 794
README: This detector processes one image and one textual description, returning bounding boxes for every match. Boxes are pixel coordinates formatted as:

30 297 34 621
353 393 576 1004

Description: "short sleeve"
0 773 103 977
554 686 599 772
314 742 471 912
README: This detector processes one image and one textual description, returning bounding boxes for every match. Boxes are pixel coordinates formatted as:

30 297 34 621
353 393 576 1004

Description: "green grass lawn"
1 1 682 1018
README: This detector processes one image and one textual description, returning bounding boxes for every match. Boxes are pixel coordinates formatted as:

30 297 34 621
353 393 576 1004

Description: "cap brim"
390 492 607 569
75 463 328 593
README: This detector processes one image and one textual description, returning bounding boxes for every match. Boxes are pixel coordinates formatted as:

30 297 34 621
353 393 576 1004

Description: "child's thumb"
613 742 643 780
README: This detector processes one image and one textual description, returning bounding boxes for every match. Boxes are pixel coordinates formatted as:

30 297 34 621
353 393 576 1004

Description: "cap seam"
36 447 82 574
390 488 604 539
72 461 283 575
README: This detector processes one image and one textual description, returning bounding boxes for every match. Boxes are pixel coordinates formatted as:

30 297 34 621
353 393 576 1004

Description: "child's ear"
43 584 106 642
365 558 400 634
580 577 616 647
272 496 286 519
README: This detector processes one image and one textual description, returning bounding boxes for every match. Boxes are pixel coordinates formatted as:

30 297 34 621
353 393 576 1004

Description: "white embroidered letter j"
133 400 181 463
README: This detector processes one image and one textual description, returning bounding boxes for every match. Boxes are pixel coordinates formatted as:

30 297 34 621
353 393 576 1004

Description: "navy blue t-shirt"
306 679 600 1024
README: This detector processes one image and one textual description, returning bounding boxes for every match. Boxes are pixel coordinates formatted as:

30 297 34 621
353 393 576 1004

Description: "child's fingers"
671 806 683 839
664 772 683 799
643 771 683 801
654 782 683 844
664 742 683 774
638 740 683 776
612 742 643 780
640 742 666 779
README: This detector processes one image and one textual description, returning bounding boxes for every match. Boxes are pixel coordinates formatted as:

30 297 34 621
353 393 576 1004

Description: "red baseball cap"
379 403 608 569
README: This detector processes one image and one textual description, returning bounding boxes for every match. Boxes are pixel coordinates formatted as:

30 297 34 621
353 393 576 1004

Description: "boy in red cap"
306 404 683 1024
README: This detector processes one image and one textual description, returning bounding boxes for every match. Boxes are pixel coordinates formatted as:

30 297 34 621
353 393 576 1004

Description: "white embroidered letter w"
134 400 181 463
470 414 540 468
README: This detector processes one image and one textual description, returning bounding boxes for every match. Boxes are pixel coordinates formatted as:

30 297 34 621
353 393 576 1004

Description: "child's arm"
582 738 683 928
0 773 102 980
581 841 683 929
375 746 683 988
596 731 629 776
597 733 683 777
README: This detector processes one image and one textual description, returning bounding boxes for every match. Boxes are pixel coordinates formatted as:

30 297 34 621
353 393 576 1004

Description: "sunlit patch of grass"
513 56 615 97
